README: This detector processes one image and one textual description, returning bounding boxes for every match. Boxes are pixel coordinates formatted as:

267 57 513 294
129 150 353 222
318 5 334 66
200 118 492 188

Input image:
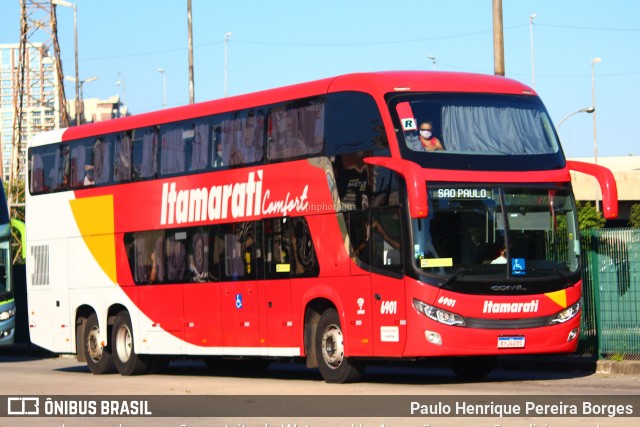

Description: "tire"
83 313 116 374
315 308 364 383
450 356 496 379
112 311 150 375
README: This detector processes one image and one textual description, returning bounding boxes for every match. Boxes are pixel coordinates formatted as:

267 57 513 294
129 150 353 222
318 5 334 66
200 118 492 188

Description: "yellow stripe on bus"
544 289 567 309
69 195 118 284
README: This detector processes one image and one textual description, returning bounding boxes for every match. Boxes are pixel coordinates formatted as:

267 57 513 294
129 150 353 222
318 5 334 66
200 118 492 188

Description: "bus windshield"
393 94 565 171
0 236 10 300
412 185 580 283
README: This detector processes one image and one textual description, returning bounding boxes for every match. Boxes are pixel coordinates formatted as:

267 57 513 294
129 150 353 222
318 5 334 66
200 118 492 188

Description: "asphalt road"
1 352 639 427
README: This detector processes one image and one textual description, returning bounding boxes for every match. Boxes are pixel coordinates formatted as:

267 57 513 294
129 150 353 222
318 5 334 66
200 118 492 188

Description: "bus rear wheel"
315 308 364 383
83 313 115 374
112 311 150 375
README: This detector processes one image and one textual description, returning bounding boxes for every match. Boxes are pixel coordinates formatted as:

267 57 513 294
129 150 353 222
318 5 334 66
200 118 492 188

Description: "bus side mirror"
566 160 619 220
363 157 428 218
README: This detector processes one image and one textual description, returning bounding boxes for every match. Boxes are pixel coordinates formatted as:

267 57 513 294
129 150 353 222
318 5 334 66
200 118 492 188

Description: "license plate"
497 336 525 348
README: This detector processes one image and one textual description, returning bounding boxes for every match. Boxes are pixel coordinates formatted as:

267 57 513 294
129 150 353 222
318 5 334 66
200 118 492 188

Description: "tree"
4 180 25 264
630 203 640 228
577 201 606 230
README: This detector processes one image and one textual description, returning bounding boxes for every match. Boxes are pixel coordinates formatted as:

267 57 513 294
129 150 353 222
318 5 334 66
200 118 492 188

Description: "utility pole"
187 0 195 104
9 0 68 261
492 0 505 76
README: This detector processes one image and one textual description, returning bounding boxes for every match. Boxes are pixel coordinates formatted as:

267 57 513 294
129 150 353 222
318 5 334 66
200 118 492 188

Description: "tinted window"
69 139 94 188
267 98 324 160
132 127 159 180
392 93 566 171
126 218 319 285
325 92 388 156
29 144 69 194
218 110 264 167
114 131 133 182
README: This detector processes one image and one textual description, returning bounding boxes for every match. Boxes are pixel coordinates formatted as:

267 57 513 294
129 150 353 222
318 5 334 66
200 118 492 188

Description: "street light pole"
529 13 536 89
116 72 126 116
427 55 436 70
591 57 602 211
157 68 166 109
224 32 233 97
187 0 195 104
73 2 79 125
555 106 595 130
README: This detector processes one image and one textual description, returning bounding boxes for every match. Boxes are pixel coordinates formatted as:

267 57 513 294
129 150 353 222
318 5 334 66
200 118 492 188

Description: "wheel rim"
115 324 133 363
86 326 102 362
321 323 344 369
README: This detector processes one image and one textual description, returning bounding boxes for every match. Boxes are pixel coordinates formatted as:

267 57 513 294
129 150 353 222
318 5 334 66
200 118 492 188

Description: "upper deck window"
392 94 565 171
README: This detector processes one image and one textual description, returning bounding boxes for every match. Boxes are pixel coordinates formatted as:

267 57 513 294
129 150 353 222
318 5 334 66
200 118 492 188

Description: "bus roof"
39 71 536 144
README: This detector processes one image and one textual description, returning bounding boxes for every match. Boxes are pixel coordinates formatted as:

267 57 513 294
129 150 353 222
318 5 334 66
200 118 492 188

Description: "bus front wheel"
83 313 115 374
112 311 150 375
315 308 364 383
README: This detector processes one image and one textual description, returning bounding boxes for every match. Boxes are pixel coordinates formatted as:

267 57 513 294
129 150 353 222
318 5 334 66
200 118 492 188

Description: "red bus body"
25 71 617 382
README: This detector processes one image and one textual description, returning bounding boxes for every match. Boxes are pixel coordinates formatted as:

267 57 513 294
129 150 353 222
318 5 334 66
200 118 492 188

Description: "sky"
1 0 639 159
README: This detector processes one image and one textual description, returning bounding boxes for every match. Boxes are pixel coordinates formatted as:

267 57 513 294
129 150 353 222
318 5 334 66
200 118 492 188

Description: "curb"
498 355 640 376
595 360 640 376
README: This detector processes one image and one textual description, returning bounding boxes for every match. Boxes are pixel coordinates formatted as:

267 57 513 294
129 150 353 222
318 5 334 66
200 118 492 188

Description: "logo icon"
235 294 243 309
356 298 365 315
7 397 40 415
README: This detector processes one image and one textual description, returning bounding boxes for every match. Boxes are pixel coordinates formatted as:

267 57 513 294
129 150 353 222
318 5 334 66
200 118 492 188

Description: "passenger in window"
114 131 132 181
93 137 111 183
408 121 444 152
213 140 224 168
491 246 508 264
149 251 158 282
83 165 95 185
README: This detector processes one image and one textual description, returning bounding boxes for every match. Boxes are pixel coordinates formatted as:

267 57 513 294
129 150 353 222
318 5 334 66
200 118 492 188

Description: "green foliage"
630 203 640 228
577 201 606 230
3 180 26 264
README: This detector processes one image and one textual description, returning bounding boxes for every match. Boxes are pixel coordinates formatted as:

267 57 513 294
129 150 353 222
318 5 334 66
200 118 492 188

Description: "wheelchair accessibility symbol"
235 294 243 309
512 258 526 275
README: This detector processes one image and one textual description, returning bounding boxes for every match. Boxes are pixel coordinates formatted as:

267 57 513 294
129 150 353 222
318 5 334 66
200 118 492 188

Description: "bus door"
261 218 294 352
369 207 407 356
219 222 261 350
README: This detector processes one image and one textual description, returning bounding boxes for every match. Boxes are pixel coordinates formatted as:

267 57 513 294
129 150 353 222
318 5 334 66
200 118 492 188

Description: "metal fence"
579 228 640 359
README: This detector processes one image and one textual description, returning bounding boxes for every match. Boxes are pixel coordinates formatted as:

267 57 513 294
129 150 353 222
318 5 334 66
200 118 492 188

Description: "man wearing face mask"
417 121 444 151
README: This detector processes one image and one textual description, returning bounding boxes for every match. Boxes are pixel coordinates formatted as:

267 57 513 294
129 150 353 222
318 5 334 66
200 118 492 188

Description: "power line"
76 25 528 62
537 23 640 32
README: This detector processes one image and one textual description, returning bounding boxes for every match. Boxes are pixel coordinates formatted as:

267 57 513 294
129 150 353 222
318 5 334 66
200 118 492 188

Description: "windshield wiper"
439 268 468 288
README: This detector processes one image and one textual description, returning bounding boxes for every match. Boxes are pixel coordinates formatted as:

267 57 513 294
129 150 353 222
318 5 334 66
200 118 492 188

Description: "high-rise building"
0 42 61 182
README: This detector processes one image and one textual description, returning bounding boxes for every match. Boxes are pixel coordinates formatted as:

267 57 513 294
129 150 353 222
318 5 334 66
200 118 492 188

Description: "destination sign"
432 188 494 199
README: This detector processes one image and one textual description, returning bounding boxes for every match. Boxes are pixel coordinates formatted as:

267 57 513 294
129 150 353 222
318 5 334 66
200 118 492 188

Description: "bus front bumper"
403 316 581 357
0 318 15 347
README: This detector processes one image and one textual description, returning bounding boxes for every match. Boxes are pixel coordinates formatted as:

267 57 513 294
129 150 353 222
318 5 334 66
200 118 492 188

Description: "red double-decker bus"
26 71 617 382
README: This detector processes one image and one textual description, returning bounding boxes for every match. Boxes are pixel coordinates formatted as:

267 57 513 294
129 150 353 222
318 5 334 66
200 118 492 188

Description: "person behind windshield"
407 121 444 152
491 246 507 264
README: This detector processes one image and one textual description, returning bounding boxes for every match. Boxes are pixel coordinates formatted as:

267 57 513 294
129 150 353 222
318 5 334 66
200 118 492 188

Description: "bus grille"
30 245 50 286
465 316 550 329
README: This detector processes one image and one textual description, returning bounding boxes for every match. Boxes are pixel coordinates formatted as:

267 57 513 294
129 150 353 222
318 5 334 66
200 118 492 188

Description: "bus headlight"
413 298 466 327
549 301 581 325
0 307 16 321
